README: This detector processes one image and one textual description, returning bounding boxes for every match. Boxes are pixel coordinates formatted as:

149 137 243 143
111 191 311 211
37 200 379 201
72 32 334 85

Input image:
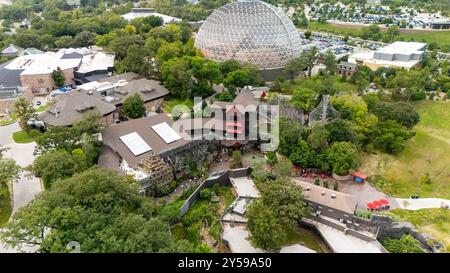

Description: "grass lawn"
12 129 41 143
360 101 450 199
306 22 450 52
360 101 450 252
162 97 194 115
36 105 48 113
280 226 328 253
0 188 12 227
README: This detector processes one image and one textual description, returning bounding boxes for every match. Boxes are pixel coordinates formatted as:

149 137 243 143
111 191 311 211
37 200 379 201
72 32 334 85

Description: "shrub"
322 180 329 188
199 188 213 200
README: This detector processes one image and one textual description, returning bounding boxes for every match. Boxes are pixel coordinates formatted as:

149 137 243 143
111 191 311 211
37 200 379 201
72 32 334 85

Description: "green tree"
117 44 150 76
289 139 315 168
51 67 65 87
307 122 330 152
14 98 36 134
0 168 192 253
380 235 424 253
246 199 286 250
0 147 21 196
326 141 359 175
29 150 87 189
322 49 337 75
386 25 400 42
291 87 317 111
123 94 146 119
231 150 242 169
273 158 293 177
325 119 358 145
370 120 415 154
161 57 193 99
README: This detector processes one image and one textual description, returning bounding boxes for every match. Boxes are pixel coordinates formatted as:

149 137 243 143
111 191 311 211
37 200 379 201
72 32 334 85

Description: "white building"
348 41 427 70
122 8 181 24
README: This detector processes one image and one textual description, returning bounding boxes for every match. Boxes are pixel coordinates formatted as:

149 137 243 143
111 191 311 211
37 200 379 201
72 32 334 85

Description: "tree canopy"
0 168 192 253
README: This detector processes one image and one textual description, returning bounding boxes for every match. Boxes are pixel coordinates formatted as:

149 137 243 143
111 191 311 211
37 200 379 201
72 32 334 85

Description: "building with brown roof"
100 113 221 195
39 92 116 127
78 72 170 113
295 180 358 218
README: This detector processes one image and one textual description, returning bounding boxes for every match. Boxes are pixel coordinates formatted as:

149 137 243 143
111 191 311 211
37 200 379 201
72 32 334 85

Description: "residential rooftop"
39 92 116 127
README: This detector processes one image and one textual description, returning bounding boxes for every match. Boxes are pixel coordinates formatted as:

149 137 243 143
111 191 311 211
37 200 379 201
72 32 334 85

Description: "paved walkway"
0 122 20 146
1 142 42 253
302 218 386 253
395 198 450 210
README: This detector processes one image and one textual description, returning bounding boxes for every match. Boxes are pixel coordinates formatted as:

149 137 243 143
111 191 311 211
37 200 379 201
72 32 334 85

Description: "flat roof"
376 41 426 55
122 10 181 24
348 51 419 69
294 180 358 215
77 52 114 74
230 176 260 198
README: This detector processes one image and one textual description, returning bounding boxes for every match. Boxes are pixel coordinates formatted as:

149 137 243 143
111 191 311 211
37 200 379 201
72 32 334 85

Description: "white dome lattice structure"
195 0 302 70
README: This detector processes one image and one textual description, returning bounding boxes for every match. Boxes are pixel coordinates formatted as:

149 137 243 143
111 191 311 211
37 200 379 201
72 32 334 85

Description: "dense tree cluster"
0 168 193 253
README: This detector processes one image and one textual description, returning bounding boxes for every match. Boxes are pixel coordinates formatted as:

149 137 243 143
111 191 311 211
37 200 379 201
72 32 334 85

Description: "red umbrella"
379 199 389 205
367 202 376 210
373 200 382 208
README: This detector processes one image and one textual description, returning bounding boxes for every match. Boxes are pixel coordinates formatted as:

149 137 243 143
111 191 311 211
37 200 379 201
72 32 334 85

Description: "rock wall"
370 215 439 253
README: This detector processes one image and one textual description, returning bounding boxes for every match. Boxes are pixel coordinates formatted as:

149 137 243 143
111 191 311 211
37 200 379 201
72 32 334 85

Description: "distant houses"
0 47 114 113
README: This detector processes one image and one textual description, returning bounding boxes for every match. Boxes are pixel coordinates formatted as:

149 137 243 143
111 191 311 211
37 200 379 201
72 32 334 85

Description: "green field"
306 22 450 52
12 129 41 143
360 101 450 252
361 101 450 199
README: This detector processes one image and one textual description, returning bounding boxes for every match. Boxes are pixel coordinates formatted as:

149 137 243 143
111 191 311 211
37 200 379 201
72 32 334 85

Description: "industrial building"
122 8 181 24
348 41 427 70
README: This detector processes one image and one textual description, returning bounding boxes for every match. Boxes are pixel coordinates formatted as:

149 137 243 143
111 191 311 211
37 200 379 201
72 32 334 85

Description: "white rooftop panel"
120 132 152 156
152 122 182 144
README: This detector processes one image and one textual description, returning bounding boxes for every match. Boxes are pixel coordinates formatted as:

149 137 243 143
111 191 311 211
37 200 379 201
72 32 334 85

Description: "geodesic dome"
195 0 302 70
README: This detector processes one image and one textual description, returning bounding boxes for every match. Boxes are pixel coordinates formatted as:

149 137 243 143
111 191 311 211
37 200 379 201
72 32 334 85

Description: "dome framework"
195 0 302 70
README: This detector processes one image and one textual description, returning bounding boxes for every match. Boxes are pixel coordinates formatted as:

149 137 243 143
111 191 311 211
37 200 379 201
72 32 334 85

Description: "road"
0 123 42 252
395 198 450 210
0 121 19 146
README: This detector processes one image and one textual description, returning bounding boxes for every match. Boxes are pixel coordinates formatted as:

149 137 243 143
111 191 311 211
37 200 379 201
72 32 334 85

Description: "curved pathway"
395 198 450 210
